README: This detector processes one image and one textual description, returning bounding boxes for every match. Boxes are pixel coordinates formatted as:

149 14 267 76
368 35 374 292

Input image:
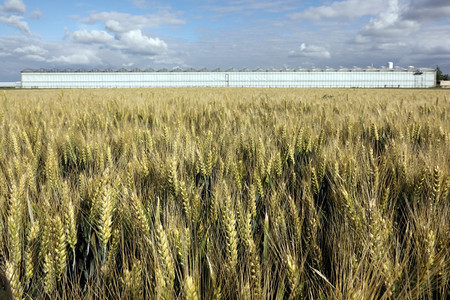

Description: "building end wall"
440 80 450 88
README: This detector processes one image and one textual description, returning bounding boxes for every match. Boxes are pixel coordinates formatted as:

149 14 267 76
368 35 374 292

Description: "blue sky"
1 0 449 81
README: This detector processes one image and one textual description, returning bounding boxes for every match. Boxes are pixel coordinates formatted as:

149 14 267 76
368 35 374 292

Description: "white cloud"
208 0 297 15
14 45 48 56
0 0 31 34
0 36 106 69
402 24 450 55
23 54 46 62
360 19 418 37
49 50 101 65
0 15 30 34
116 29 168 55
289 43 331 59
3 0 26 14
82 11 185 34
74 11 175 57
372 41 407 50
0 8 182 76
152 55 185 66
30 9 42 20
289 0 450 27
70 29 114 44
360 0 419 37
288 0 383 21
130 0 147 9
105 19 126 33
66 27 169 57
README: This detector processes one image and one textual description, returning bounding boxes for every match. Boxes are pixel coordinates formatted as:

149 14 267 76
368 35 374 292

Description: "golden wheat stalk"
242 212 261 299
184 275 198 300
98 182 115 260
223 194 238 275
131 192 150 235
156 222 175 295
55 215 67 279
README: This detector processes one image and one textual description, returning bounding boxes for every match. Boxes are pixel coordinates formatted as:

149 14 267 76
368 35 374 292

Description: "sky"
0 0 449 81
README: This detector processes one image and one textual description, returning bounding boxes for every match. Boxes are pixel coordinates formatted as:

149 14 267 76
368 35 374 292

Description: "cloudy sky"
1 0 449 81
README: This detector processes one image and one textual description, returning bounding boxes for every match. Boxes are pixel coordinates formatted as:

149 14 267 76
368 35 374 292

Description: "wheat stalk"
55 215 67 279
6 182 24 299
184 275 198 300
223 194 238 275
156 221 175 297
242 212 261 299
98 180 115 260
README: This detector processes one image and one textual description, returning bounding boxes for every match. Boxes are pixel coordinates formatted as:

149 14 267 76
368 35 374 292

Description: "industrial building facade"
20 67 436 88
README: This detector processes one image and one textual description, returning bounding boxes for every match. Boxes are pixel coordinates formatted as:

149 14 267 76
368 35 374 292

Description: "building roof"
20 66 435 73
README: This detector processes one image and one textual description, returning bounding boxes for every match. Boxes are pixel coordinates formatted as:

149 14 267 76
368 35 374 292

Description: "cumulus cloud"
82 11 185 33
104 19 127 33
66 27 169 57
289 0 450 26
0 0 31 34
22 54 46 62
289 43 331 59
73 11 177 57
115 29 168 55
70 29 114 44
94 12 150 33
287 0 450 24
14 44 48 56
371 41 407 51
2 0 26 14
288 0 383 21
360 19 418 37
0 35 109 71
2 9 179 71
0 15 30 34
360 0 419 37
48 52 101 65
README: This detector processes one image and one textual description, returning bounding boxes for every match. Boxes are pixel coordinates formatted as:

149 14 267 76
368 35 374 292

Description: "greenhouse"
20 67 436 88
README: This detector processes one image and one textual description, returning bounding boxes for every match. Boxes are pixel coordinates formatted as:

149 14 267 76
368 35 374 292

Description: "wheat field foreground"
0 88 448 299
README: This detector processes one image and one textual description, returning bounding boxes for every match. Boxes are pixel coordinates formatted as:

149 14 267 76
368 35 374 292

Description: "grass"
0 88 449 299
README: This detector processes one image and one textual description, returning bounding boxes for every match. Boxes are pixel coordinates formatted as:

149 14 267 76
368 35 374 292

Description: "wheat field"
0 88 448 299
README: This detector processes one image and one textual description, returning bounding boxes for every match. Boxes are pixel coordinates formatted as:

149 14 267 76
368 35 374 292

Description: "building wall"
20 70 436 88
440 81 450 88
0 82 20 88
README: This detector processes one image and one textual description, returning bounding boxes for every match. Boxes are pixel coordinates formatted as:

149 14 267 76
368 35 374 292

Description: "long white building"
20 67 436 88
